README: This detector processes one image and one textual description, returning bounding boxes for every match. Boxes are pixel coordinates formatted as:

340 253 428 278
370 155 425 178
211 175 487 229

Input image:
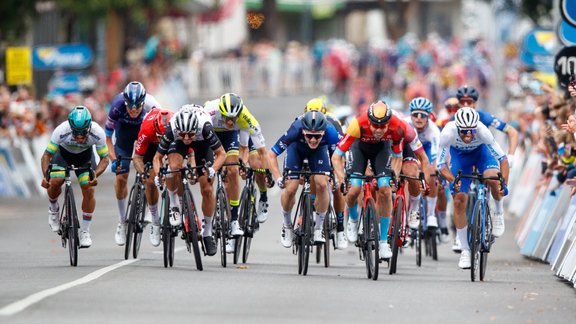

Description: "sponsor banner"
32 43 93 70
560 0 576 27
558 20 576 46
5 47 32 85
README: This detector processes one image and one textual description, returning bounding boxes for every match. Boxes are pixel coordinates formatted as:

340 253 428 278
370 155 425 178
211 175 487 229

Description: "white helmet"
454 107 479 129
174 105 200 133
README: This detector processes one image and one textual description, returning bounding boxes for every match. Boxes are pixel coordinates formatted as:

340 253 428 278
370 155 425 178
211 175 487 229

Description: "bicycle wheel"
242 187 257 264
216 188 228 268
124 185 137 260
235 187 249 264
480 206 492 281
470 201 482 282
322 207 332 268
300 194 312 276
389 196 403 275
183 190 203 271
66 188 79 267
365 198 379 280
416 223 423 267
161 192 173 268
132 187 147 259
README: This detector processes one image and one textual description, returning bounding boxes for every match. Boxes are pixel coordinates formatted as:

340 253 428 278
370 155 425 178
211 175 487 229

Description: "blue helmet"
409 97 433 113
123 81 147 108
456 85 479 102
68 106 92 134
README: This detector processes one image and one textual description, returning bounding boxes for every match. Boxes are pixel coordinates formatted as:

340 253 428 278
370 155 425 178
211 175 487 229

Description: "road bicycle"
454 170 504 282
48 164 93 267
315 202 336 268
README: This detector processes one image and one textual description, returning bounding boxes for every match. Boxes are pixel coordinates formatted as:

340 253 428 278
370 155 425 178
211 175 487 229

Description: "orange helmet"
154 109 174 136
367 100 392 125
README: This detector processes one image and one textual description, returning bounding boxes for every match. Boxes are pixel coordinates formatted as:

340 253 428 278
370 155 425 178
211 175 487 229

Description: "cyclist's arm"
267 149 282 180
239 145 249 164
202 122 225 172
94 154 110 178
504 125 519 155
40 150 54 180
478 123 509 183
133 154 145 174
331 147 347 185
437 125 455 182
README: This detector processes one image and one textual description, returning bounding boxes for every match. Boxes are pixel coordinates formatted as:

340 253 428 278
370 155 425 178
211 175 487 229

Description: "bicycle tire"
389 196 403 275
215 187 228 268
235 187 249 264
301 194 312 276
124 185 136 260
242 186 257 264
430 228 438 261
66 188 79 267
132 187 146 259
323 208 332 268
366 198 379 280
470 201 482 282
480 205 492 281
161 192 173 268
183 190 203 271
416 223 422 267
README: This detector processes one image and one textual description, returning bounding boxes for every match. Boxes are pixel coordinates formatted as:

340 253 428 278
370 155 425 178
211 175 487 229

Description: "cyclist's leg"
77 152 97 247
248 143 270 222
217 131 241 223
372 141 393 257
450 149 473 267
345 141 369 242
478 145 505 237
46 149 67 231
308 146 331 241
142 144 161 245
425 164 439 227
403 145 422 229
112 142 132 222
166 142 186 225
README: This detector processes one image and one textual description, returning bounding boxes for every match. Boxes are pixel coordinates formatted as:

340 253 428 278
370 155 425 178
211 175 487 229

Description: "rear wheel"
67 189 79 267
390 196 403 275
235 188 250 264
323 209 332 268
470 202 482 282
480 207 492 281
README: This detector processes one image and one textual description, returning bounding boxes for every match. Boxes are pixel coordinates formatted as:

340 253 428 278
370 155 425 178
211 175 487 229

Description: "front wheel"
215 189 228 268
183 191 203 271
470 202 482 282
389 196 403 275
66 189 79 267
365 198 379 280
132 188 146 259
161 193 174 268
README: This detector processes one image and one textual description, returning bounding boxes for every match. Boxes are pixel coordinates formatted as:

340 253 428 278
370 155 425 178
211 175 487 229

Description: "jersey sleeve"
202 122 222 150
324 124 341 145
144 94 161 110
437 123 456 168
134 130 150 156
105 94 123 137
429 122 441 162
479 110 507 132
46 123 65 154
477 123 506 161
157 126 175 155
270 121 301 155
400 118 424 155
335 117 360 154
91 124 109 157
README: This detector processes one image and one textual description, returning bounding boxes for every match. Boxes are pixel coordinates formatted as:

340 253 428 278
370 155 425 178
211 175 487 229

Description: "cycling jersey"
46 121 108 157
203 99 266 149
270 119 341 156
104 92 161 137
134 108 168 156
296 112 343 135
404 117 440 162
335 112 424 157
449 110 509 132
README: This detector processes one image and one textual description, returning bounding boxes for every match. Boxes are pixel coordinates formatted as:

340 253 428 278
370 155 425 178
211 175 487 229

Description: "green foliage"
0 0 37 43
56 0 183 22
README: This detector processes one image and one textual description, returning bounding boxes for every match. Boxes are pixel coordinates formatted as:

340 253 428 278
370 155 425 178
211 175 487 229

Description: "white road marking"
0 259 138 316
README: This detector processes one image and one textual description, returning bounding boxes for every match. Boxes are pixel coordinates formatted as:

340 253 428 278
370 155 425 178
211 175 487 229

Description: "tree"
378 0 418 41
262 0 278 41
0 0 38 45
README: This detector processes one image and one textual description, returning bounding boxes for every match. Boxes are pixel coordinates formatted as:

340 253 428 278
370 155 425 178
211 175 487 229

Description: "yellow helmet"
304 98 327 114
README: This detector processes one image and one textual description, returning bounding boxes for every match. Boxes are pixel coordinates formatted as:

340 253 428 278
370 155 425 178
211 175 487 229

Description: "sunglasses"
458 128 477 136
125 102 144 110
459 99 476 105
180 132 196 139
303 132 324 140
411 112 429 119
224 116 238 122
370 123 387 129
72 129 89 137
445 104 460 110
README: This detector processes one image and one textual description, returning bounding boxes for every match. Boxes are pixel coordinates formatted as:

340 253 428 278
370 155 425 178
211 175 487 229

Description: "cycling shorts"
348 140 392 181
449 145 499 194
49 147 96 186
166 140 214 177
283 142 331 180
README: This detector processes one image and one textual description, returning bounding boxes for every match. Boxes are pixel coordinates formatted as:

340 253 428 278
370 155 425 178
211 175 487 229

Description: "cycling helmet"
153 109 174 136
218 93 243 118
367 100 392 125
304 98 327 114
456 85 479 102
68 106 92 133
123 81 147 108
454 107 479 129
409 97 433 113
301 111 327 132
174 106 199 133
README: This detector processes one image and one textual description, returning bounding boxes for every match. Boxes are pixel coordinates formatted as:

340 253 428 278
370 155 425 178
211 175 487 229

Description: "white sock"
117 198 127 223
438 211 447 228
82 213 92 232
315 211 326 230
409 194 421 213
203 216 213 237
494 198 504 214
426 196 437 218
49 198 59 211
282 209 292 226
148 202 159 225
168 189 181 211
457 226 469 251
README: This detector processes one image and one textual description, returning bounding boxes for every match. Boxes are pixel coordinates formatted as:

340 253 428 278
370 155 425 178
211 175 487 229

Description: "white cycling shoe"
281 224 293 248
458 250 471 269
149 225 160 247
48 207 60 232
408 210 420 229
347 219 358 243
257 200 269 223
379 241 393 259
230 220 244 237
79 230 92 248
335 231 348 249
492 212 505 237
115 222 126 246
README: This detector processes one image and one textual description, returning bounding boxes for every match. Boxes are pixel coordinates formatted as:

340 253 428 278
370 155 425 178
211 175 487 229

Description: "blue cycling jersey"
271 119 341 156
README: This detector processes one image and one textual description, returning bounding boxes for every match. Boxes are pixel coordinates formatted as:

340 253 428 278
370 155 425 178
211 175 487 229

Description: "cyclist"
405 97 440 231
41 106 110 248
152 104 226 256
106 81 161 246
303 98 348 249
331 100 430 259
437 107 509 269
267 111 341 248
132 108 174 247
203 93 272 253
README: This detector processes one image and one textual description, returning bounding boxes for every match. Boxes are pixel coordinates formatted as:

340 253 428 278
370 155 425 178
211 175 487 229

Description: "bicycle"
48 164 93 267
235 160 269 264
160 187 175 268
213 163 240 268
286 161 333 276
159 162 207 271
345 173 382 280
454 170 504 282
420 172 439 262
121 157 152 260
316 202 336 268
389 172 426 274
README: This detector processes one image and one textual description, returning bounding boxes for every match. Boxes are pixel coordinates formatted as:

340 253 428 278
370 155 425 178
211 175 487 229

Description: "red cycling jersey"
336 111 424 155
134 108 167 156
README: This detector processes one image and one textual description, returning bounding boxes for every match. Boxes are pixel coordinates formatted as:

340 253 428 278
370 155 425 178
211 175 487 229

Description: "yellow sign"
6 47 32 85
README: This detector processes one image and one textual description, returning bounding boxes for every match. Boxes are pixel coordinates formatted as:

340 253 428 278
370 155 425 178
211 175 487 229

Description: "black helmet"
301 111 327 132
456 85 479 102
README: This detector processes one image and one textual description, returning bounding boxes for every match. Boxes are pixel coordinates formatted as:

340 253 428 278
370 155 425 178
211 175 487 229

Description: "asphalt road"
1 95 575 324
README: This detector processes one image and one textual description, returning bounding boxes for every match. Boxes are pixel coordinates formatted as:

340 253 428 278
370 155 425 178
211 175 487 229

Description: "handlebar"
454 170 505 192
46 163 94 181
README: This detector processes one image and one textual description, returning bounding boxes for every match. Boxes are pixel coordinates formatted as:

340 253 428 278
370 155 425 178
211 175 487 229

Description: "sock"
426 197 437 218
409 194 421 213
203 216 213 237
438 211 447 228
82 213 92 231
379 216 390 242
117 198 127 223
336 212 344 232
149 202 159 225
494 198 504 214
282 209 292 226
49 198 59 211
230 199 239 221
168 189 181 211
457 226 469 251
348 204 359 222
259 188 267 202
310 194 316 206
314 211 326 230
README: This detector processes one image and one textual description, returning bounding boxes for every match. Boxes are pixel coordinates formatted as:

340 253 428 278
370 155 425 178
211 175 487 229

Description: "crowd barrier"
511 147 576 289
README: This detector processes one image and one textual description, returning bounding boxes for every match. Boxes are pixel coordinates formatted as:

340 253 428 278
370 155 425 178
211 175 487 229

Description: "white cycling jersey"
405 116 440 162
437 121 506 167
46 121 108 157
169 106 213 141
